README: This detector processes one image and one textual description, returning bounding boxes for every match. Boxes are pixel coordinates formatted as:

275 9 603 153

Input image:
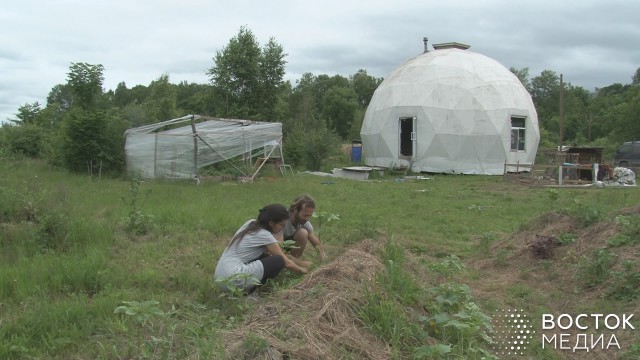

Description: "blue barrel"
351 140 362 163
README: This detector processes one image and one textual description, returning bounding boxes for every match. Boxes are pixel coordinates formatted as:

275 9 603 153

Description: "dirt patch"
222 239 391 359
616 204 640 216
467 211 639 359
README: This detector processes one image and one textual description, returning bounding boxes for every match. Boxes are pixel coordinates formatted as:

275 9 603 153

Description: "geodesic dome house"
360 42 540 175
124 115 283 180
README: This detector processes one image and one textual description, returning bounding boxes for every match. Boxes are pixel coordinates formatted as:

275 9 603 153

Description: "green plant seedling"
114 300 165 325
280 240 299 253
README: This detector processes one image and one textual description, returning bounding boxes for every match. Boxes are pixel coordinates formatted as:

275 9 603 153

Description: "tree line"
2 26 640 174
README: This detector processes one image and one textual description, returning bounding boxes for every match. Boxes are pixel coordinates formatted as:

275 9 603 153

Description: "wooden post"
559 74 564 159
190 115 199 179
558 165 563 185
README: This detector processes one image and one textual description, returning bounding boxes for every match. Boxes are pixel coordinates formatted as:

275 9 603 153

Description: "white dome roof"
360 48 539 174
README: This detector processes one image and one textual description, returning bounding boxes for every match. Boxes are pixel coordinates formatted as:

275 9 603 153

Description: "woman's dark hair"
229 204 289 246
289 194 316 213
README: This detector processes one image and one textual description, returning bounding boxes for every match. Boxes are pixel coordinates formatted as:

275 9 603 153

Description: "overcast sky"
2 0 639 123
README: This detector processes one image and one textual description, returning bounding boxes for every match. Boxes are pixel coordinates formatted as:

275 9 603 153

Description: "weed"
557 232 576 245
427 254 466 277
357 240 426 357
495 248 509 267
506 284 533 299
546 188 560 202
121 177 154 235
358 291 416 351
569 197 604 226
610 215 640 246
608 260 640 301
562 248 577 262
0 186 21 223
36 212 71 253
478 232 497 255
577 249 617 288
357 215 378 240
380 239 421 304
608 234 633 247
239 332 269 359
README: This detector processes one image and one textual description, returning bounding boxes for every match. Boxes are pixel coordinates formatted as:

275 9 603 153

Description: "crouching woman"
214 204 308 293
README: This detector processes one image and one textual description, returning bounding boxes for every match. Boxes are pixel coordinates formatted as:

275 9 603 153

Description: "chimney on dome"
423 37 429 53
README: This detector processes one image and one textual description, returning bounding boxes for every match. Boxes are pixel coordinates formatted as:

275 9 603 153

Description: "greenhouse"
124 115 283 180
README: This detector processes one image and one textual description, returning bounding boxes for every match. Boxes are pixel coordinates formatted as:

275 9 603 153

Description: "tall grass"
1 158 639 358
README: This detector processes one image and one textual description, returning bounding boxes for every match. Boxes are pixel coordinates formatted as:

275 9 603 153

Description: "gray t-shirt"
282 218 314 240
214 220 277 290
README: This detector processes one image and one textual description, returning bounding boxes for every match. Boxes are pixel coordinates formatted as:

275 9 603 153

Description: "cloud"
1 0 639 123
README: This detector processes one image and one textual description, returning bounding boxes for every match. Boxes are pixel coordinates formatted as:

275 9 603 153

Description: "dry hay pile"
222 239 391 360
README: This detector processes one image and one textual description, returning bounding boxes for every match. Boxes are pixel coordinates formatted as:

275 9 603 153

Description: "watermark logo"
491 309 636 355
491 309 535 356
541 313 635 352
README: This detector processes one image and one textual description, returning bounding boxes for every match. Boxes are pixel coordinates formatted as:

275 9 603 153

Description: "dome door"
399 116 416 159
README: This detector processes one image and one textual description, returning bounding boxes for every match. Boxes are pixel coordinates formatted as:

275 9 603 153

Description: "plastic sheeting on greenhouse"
360 45 540 175
124 115 282 180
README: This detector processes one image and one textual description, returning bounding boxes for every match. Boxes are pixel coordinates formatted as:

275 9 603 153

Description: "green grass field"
1 159 639 359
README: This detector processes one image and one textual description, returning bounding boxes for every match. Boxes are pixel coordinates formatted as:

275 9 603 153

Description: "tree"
61 108 107 172
208 26 261 118
561 84 591 143
632 67 640 86
288 72 320 128
284 119 340 171
12 102 42 126
67 62 105 110
208 26 286 120
350 69 382 107
113 82 132 108
176 81 216 116
258 38 287 120
145 74 177 122
530 70 561 132
323 86 358 139
59 62 111 173
1 124 43 157
46 84 74 126
509 67 532 93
